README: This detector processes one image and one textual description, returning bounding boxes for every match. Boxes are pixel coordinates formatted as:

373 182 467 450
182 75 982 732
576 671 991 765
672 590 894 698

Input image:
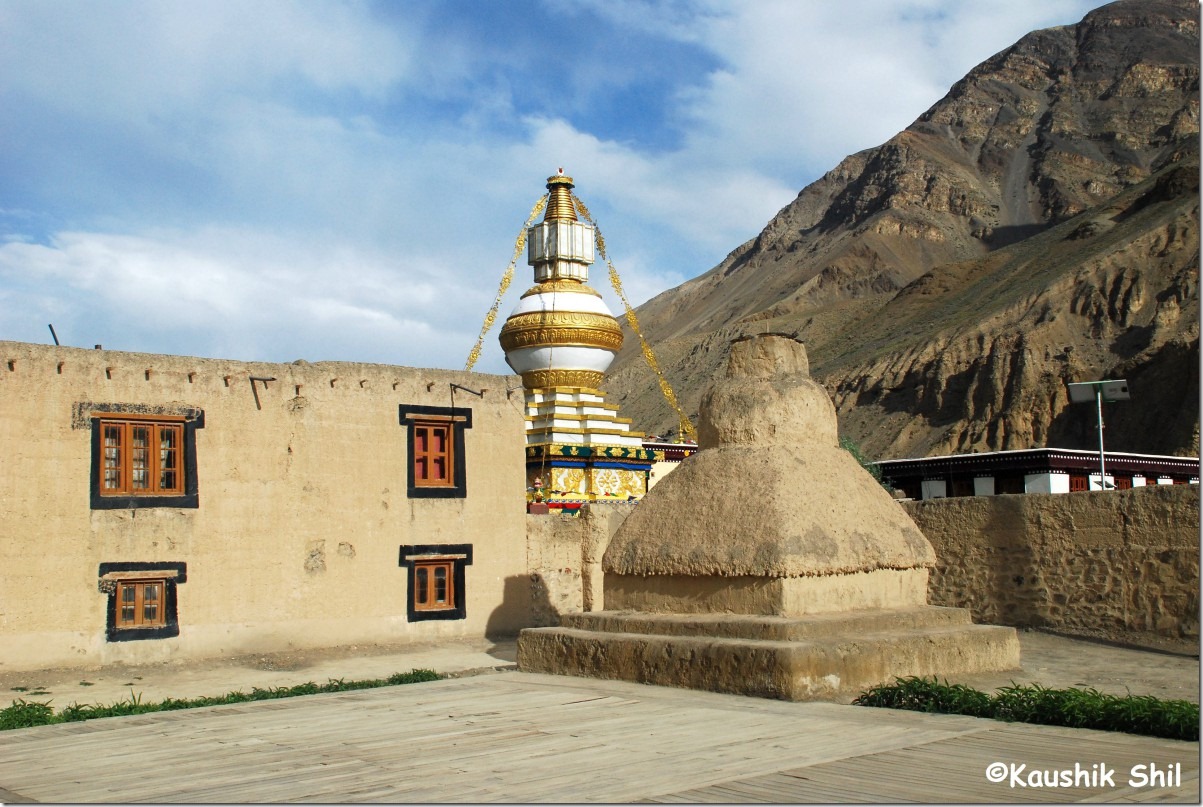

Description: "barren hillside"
606 0 1200 459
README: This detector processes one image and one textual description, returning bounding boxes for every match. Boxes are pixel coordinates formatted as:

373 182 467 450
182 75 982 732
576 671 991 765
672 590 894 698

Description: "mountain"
606 0 1200 460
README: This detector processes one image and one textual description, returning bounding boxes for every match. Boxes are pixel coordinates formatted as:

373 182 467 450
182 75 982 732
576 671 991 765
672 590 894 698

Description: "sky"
1 0 1113 375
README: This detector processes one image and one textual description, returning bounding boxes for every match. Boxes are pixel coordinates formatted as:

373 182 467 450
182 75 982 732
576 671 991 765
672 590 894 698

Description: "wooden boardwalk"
0 671 1196 803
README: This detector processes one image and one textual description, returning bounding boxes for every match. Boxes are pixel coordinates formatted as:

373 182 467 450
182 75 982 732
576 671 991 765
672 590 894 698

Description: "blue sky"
1 0 1110 374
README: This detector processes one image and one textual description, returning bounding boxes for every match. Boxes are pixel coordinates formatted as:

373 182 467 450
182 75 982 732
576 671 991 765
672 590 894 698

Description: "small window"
115 579 166 628
1069 474 1089 492
399 544 472 622
399 405 472 499
413 560 455 611
1114 475 1132 490
99 562 186 641
89 408 202 509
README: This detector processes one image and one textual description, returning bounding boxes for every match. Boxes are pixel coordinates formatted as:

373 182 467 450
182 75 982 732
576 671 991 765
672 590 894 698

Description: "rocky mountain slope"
606 0 1200 460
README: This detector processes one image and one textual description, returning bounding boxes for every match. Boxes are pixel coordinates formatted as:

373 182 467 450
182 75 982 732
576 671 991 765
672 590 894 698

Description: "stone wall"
0 341 530 672
904 485 1200 651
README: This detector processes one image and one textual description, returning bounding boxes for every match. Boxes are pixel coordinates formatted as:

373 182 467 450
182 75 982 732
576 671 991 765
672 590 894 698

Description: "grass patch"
854 677 1199 742
0 669 440 731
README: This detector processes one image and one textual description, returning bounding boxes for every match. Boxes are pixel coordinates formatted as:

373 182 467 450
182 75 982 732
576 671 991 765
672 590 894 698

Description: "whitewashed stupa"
499 171 653 510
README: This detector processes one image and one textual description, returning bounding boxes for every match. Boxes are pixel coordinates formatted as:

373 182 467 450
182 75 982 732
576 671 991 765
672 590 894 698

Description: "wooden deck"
0 671 1196 803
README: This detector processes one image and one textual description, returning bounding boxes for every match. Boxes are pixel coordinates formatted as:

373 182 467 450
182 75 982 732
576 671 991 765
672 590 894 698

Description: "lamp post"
1066 379 1130 490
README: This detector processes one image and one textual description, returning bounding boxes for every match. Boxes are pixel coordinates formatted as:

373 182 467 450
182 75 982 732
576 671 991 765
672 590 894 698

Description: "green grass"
854 677 1199 742
0 669 440 731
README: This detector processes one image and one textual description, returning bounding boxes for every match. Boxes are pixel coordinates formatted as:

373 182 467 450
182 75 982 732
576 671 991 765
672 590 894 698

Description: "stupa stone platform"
517 333 1021 700
519 606 1019 701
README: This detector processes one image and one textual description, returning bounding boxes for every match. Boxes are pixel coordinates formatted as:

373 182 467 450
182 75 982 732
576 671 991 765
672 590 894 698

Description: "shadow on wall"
484 574 555 642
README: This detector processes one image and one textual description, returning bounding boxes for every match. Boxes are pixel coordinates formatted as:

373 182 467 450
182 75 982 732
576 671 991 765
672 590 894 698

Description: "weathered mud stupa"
519 333 1021 700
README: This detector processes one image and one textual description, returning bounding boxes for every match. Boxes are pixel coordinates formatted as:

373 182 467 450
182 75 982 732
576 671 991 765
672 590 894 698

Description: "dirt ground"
0 629 1197 712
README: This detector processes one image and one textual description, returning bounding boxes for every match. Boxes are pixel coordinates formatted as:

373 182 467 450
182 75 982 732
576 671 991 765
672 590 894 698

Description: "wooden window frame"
399 544 472 622
99 561 186 642
413 560 456 611
399 405 472 499
1069 473 1089 492
90 408 202 509
115 579 167 628
412 420 455 489
99 416 184 496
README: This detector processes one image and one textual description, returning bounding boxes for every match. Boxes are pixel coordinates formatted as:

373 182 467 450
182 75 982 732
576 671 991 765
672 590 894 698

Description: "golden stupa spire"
543 168 578 222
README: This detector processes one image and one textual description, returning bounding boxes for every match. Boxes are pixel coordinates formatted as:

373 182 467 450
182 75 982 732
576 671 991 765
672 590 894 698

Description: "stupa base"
517 606 1020 701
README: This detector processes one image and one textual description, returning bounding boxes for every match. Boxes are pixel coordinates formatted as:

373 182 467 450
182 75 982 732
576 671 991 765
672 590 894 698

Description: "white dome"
509 289 615 318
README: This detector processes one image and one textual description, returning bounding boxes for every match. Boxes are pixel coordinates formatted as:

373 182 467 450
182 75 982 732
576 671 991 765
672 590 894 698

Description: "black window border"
89 405 204 510
398 544 472 622
399 404 472 499
99 561 187 642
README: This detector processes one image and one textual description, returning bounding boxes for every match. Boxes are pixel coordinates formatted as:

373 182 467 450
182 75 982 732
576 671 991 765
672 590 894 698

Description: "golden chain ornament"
464 194 548 371
571 194 697 440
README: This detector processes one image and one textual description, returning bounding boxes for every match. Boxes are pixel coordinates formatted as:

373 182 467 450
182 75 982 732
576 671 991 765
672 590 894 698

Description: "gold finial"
544 169 578 221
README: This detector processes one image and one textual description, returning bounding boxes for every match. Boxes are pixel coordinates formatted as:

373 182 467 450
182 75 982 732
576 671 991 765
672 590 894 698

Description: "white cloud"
0 0 1113 373
0 228 460 365
1 1 417 115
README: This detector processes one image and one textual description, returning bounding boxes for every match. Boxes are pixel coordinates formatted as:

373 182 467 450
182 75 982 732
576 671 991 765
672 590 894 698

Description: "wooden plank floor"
0 671 1196 803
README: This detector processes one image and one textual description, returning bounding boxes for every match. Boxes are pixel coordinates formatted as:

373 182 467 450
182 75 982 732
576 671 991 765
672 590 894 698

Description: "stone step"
517 620 1021 701
559 605 974 641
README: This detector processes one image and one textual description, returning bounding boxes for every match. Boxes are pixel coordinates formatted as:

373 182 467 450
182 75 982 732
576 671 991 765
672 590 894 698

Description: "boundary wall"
527 487 1199 653
904 485 1199 651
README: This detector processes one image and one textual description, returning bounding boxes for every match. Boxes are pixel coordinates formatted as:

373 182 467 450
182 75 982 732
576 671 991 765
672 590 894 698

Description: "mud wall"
0 341 529 672
525 504 633 625
905 485 1200 650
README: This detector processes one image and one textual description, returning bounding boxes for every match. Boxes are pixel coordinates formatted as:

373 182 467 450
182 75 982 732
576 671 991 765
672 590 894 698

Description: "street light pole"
1067 379 1130 491
1095 386 1106 488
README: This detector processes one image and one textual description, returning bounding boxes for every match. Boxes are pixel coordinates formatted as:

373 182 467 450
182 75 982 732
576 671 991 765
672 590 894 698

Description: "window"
1114 475 1132 490
399 405 472 498
413 421 454 488
414 560 455 611
399 545 472 621
100 419 183 495
89 407 203 509
1069 474 1089 492
98 562 186 641
116 579 166 628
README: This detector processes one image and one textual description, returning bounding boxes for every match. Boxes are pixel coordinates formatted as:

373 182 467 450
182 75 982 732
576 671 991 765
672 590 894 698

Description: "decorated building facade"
876 448 1200 500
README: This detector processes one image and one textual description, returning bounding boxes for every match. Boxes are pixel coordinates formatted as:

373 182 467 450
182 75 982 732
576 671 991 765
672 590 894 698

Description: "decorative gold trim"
520 369 605 389
519 281 601 299
499 311 623 352
501 329 622 353
502 311 620 331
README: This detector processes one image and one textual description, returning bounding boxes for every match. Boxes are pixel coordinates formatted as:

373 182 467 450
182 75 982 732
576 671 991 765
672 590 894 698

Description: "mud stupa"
519 333 1020 700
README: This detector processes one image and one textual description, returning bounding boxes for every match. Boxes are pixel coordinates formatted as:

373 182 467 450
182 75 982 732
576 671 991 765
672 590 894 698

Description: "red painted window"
412 421 454 487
